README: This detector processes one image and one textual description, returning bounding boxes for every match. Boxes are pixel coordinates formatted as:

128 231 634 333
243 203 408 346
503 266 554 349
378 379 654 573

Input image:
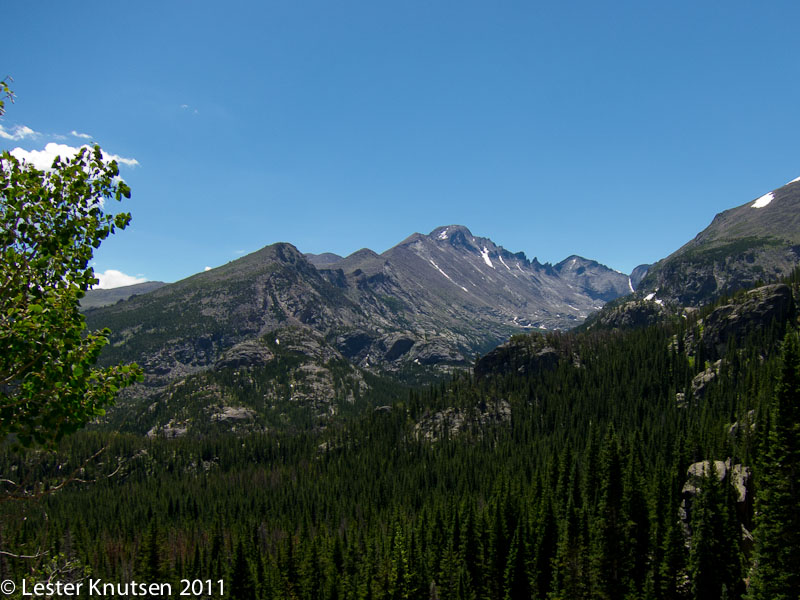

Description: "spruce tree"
687 462 731 600
230 540 257 600
590 429 632 600
747 332 800 600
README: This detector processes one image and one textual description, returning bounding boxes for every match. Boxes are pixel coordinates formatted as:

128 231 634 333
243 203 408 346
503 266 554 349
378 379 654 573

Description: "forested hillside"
2 273 799 599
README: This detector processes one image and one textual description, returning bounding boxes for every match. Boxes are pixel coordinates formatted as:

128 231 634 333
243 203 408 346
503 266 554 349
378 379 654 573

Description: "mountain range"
86 225 631 374
83 177 800 435
85 225 630 434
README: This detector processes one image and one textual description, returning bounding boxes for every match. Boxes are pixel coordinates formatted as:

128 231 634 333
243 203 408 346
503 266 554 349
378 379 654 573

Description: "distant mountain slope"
629 264 651 290
555 255 631 302
638 178 800 305
87 243 367 380
80 281 166 310
87 225 630 426
304 252 343 267
322 225 631 336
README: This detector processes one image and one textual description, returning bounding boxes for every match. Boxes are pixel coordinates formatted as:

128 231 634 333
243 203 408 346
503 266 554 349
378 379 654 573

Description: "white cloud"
0 124 39 141
10 142 82 169
204 266 212 271
9 142 139 170
93 269 148 289
70 130 92 140
103 151 139 167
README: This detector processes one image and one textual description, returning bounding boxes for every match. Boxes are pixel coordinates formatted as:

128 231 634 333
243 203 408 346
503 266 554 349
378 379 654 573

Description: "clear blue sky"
4 1 800 286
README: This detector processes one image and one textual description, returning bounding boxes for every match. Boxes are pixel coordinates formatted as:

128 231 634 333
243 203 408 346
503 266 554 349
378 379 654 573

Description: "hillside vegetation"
3 272 799 600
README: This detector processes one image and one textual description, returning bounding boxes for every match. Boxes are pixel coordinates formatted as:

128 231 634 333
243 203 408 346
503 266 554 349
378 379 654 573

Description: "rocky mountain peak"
430 225 477 249
304 252 344 267
555 255 599 274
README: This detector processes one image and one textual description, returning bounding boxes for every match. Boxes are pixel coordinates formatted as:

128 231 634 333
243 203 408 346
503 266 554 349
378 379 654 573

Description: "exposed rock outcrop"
413 399 511 442
683 284 795 361
584 297 672 331
214 341 274 370
679 459 754 554
474 336 561 379
691 359 724 399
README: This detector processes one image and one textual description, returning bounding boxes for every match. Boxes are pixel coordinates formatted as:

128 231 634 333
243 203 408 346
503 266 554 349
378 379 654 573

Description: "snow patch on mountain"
429 259 453 282
429 259 468 292
644 292 664 306
752 192 774 208
481 247 495 268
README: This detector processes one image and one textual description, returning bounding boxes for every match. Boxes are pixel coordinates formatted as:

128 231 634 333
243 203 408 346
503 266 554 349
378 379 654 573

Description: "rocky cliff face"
629 264 650 290
581 296 672 331
473 333 566 380
684 283 795 361
679 459 754 554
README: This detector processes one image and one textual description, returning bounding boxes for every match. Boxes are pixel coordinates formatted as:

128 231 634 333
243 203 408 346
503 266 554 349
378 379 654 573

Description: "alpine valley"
5 179 800 600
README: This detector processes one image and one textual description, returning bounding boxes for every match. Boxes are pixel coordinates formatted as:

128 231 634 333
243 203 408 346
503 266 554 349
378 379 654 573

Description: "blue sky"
4 1 800 287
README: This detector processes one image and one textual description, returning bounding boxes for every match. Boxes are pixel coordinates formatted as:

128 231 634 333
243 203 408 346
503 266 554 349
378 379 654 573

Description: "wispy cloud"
0 124 39 141
70 130 92 140
93 269 148 289
180 103 199 115
103 150 140 167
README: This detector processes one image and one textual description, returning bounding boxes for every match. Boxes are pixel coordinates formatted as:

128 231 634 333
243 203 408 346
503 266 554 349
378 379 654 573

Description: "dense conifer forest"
2 275 799 600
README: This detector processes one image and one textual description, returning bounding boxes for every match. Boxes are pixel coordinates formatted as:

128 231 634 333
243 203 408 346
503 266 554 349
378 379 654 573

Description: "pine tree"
230 540 257 600
687 462 727 600
139 520 163 585
549 495 587 600
503 521 531 600
747 332 800 600
590 429 632 600
624 434 651 597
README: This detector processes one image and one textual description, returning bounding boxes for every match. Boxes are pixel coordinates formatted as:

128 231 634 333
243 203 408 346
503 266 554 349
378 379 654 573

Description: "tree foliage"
747 332 800 600
0 76 13 117
0 97 141 447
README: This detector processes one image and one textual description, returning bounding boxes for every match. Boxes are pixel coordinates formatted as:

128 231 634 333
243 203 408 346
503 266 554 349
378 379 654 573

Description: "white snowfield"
752 176 799 209
752 192 774 209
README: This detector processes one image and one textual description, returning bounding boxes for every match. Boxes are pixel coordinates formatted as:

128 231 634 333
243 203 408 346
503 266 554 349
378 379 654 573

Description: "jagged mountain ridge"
319 225 630 335
87 225 629 393
638 177 800 305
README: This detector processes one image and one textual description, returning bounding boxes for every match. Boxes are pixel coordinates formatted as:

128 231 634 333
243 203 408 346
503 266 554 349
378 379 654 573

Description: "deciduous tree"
1 88 141 447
